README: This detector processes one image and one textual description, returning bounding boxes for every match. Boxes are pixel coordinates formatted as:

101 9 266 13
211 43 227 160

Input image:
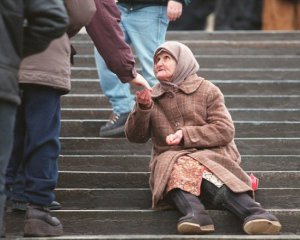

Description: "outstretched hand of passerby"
136 88 153 109
131 73 152 90
167 0 183 21
166 130 183 145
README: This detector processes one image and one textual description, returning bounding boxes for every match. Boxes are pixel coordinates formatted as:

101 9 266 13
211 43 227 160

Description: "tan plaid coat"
125 74 252 208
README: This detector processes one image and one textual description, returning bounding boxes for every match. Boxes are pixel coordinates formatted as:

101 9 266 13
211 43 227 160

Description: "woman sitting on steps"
125 41 282 235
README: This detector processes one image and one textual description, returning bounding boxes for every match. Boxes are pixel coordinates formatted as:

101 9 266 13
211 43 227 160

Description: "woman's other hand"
166 129 183 145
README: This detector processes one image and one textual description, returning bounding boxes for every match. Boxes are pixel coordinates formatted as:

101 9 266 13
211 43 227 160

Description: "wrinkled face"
154 52 177 82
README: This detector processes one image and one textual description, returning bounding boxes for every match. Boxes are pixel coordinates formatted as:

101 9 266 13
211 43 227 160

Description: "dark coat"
0 0 68 105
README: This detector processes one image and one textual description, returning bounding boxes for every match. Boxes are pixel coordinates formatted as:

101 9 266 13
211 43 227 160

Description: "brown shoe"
23 204 63 237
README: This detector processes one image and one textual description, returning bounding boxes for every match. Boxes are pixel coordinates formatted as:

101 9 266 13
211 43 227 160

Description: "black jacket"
0 0 68 105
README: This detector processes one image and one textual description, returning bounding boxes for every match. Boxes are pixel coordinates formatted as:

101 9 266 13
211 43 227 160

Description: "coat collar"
152 74 204 98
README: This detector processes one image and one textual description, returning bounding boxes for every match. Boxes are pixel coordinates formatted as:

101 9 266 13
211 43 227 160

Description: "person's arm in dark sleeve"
23 0 69 57
85 0 137 83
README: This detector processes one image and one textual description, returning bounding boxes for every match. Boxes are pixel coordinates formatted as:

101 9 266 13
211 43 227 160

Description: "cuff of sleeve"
180 127 191 147
137 102 153 111
120 68 137 83
169 0 184 5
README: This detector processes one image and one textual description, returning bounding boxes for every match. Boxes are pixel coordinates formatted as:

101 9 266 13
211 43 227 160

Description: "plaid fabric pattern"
125 75 252 208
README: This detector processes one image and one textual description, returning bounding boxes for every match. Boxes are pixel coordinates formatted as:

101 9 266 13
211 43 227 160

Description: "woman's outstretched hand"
166 129 183 145
136 88 153 109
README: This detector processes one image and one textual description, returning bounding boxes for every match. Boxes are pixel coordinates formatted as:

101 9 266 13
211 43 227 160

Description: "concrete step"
72 40 300 56
60 137 300 155
69 79 300 95
61 108 300 121
71 67 300 80
5 209 299 235
57 171 299 189
165 31 300 41
73 54 300 69
61 94 300 109
58 155 300 172
16 31 298 239
72 31 300 41
60 120 300 138
5 235 300 240
55 188 300 210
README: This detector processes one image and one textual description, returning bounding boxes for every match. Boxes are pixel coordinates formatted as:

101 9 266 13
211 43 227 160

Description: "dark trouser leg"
168 0 216 30
0 101 17 233
201 179 281 235
21 85 60 206
214 0 262 30
5 99 27 204
18 85 63 237
166 188 214 234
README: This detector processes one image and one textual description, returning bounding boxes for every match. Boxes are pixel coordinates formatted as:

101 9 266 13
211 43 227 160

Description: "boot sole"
24 219 63 237
178 222 215 234
243 219 282 235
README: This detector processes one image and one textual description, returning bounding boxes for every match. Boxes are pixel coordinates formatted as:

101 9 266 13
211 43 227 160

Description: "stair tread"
5 210 299 235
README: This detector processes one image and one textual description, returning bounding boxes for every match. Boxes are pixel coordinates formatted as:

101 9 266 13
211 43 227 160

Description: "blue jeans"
94 4 169 115
0 101 17 230
5 85 61 206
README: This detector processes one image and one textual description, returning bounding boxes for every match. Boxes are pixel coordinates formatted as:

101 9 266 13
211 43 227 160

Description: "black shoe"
24 204 63 237
99 112 130 137
11 200 61 211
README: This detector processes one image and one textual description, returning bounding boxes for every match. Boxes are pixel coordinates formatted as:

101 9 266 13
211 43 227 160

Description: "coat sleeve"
181 86 235 148
125 103 152 143
85 0 137 83
23 0 69 57
64 0 96 38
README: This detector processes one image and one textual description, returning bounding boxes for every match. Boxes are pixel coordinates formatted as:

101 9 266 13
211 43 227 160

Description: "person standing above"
86 0 152 90
125 41 282 235
0 0 68 235
93 0 190 137
214 0 263 30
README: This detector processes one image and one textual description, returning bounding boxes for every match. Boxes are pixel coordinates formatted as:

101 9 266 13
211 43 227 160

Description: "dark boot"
215 186 282 235
23 204 63 237
166 189 214 234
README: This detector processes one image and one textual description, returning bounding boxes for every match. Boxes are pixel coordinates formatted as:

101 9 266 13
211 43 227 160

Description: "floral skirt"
166 155 223 196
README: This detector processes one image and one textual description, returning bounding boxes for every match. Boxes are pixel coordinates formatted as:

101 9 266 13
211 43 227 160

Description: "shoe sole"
48 205 62 210
24 219 63 237
243 219 282 235
177 222 215 234
100 125 125 137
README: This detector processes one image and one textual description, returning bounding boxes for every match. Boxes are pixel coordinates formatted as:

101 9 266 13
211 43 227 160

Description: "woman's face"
154 52 177 81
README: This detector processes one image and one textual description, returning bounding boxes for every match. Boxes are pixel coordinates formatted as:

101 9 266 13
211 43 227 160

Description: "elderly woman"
125 41 281 235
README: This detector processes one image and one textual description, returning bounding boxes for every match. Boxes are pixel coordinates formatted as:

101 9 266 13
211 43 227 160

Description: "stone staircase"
6 31 300 239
